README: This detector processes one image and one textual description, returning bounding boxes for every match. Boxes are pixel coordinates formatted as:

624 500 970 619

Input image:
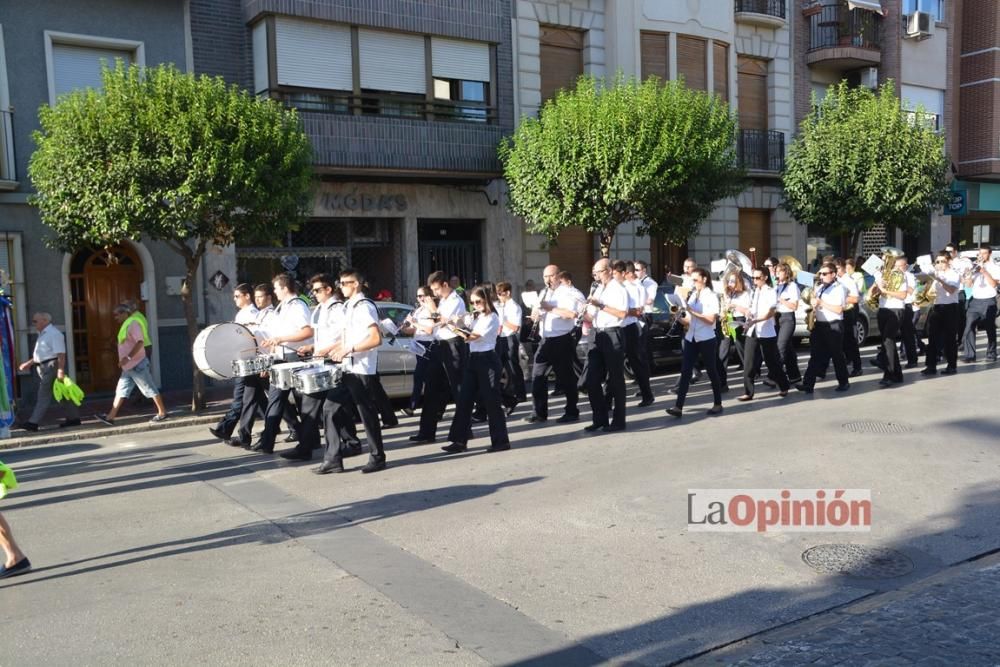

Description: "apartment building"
0 0 196 394
190 0 519 303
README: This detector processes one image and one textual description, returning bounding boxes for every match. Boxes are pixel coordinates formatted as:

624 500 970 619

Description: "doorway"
417 220 483 286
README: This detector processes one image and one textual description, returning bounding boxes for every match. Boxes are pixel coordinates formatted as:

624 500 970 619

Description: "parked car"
373 301 417 399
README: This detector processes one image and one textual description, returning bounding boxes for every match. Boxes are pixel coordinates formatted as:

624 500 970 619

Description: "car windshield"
377 305 413 333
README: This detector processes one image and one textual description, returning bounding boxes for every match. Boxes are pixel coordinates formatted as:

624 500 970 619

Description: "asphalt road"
2 345 999 665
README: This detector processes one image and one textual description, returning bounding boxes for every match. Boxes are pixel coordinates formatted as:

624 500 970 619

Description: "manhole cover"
802 544 914 578
842 420 912 434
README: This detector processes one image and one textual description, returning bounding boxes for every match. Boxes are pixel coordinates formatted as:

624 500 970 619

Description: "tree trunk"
849 228 863 260
599 227 616 258
181 256 205 412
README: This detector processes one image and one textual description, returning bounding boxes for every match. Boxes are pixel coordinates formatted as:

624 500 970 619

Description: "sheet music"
861 254 884 277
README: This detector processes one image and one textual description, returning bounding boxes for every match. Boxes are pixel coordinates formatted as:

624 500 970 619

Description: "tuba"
780 255 802 282
864 246 905 310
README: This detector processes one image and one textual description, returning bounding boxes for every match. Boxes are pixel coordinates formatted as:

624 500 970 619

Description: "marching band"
197 244 1000 473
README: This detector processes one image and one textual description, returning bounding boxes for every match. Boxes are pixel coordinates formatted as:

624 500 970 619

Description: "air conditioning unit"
905 11 934 40
858 66 879 90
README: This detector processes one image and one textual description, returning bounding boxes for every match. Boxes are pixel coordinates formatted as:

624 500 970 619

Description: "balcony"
0 110 15 189
738 129 785 173
267 88 497 125
734 0 787 29
806 5 881 69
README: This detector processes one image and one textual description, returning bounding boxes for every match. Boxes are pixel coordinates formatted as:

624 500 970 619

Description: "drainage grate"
802 544 914 579
842 420 912 435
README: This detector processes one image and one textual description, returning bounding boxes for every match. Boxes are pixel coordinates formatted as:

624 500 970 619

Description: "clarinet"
529 287 549 341
575 281 599 326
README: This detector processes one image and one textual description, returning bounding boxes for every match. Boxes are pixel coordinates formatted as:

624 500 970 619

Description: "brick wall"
957 0 1000 178
190 0 251 86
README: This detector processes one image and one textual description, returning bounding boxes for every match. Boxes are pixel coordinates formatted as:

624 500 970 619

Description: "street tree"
499 74 744 256
782 80 951 253
29 62 314 410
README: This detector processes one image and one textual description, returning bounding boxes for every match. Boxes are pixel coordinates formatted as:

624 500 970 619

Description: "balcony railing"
266 88 497 124
735 0 786 20
0 110 14 182
738 129 785 172
807 5 881 52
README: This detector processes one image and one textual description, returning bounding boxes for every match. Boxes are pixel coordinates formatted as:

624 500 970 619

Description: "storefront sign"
944 190 966 216
319 192 408 213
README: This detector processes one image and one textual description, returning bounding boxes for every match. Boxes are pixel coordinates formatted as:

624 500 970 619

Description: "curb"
0 409 228 450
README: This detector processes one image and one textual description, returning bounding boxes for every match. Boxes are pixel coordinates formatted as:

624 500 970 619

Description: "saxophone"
864 247 905 310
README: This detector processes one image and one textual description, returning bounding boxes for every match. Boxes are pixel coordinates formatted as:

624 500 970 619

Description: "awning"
847 0 885 15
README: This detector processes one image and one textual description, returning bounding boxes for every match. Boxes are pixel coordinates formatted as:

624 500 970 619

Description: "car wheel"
855 316 869 346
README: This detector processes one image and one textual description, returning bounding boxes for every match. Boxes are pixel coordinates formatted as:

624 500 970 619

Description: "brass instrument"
864 246 905 310
913 272 937 308
780 255 802 281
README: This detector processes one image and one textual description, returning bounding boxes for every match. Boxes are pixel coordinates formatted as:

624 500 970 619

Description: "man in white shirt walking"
18 312 79 431
961 245 999 362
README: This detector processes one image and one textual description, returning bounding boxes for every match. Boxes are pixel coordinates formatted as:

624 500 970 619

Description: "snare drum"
192 323 258 380
292 365 343 394
231 355 273 377
269 360 324 390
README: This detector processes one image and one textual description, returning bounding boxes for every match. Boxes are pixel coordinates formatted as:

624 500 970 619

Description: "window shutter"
274 18 352 91
713 42 729 101
738 209 771 257
432 37 490 82
737 56 768 130
676 35 707 91
540 27 584 102
640 32 669 82
359 29 426 94
52 43 131 98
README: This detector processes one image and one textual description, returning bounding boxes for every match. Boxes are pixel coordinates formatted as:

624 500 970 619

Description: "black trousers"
322 374 385 465
743 335 788 397
775 312 801 382
962 297 998 360
926 303 959 371
717 321 745 389
842 308 862 372
802 321 849 389
409 351 430 410
675 337 722 409
417 339 467 439
237 374 268 445
586 329 626 429
287 389 325 457
622 323 653 402
899 304 919 365
370 375 397 427
259 384 295 451
530 333 579 419
877 308 904 382
448 351 509 447
496 335 527 402
214 376 246 438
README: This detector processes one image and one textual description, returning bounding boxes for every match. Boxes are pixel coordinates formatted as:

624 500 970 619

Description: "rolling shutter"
640 32 669 82
713 41 729 101
52 43 132 99
676 35 707 91
737 56 768 130
274 18 352 91
432 37 491 82
540 26 584 102
358 28 426 94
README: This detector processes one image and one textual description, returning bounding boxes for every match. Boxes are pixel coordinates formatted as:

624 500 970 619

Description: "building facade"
0 0 197 395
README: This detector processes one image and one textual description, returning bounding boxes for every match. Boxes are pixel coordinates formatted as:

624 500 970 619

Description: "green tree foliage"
782 80 951 252
499 74 745 256
30 62 314 409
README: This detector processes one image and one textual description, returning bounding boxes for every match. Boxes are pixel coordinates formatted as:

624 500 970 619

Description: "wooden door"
738 209 771 259
548 226 595 289
79 246 142 392
737 56 768 130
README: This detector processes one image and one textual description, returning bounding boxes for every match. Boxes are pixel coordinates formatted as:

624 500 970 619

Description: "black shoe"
666 407 682 418
835 384 850 392
794 383 813 394
59 418 81 428
942 367 957 375
249 440 274 454
441 443 467 453
283 432 299 443
815 374 826 381
408 434 435 444
706 405 723 416
401 407 414 417
226 438 246 448
849 368 863 377
550 389 564 397
988 356 998 363
962 357 976 363
555 413 579 423
209 426 227 441
280 448 312 461
470 414 487 424
313 460 344 475
906 362 919 369
17 421 38 432
382 419 400 428
504 403 518 417
343 445 364 458
921 368 937 376
667 384 679 395
523 414 547 424
633 391 642 399
637 398 654 408
762 379 776 389
602 424 625 433
486 444 511 452
0 557 32 579
878 378 892 387
583 423 607 433
361 459 387 474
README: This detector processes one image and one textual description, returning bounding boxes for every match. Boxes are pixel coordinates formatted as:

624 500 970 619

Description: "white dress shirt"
933 269 961 305
747 286 778 338
408 305 436 343
623 280 643 326
903 271 917 305
814 282 847 322
592 280 628 329
879 274 907 309
970 262 1000 299
500 299 522 338
312 299 345 350
435 291 467 341
234 304 259 326
838 275 860 310
270 296 313 357
540 284 578 338
774 281 800 314
341 295 379 375
685 288 720 343
640 276 658 314
33 323 66 363
467 312 500 352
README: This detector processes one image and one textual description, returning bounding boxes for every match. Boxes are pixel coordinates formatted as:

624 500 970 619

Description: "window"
640 31 669 82
902 0 942 21
44 31 144 105
713 41 729 101
676 35 707 91
540 26 584 102
433 79 488 122
431 37 491 122
901 84 944 132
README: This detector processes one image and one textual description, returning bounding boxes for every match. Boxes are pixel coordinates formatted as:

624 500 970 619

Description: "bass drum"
192 323 259 380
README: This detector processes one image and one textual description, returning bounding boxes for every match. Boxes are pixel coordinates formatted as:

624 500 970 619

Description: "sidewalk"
1 385 234 450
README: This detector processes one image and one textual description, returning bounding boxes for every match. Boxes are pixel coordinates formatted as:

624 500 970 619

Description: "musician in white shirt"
900 265 920 367
961 245 999 362
796 263 850 393
835 258 864 376
524 265 580 424
495 281 527 412
923 253 961 374
235 284 277 447
441 285 510 453
666 267 724 418
209 283 259 444
773 263 802 383
400 285 436 414
622 262 654 406
736 269 789 400
634 260 659 379
875 256 912 386
582 259 630 432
